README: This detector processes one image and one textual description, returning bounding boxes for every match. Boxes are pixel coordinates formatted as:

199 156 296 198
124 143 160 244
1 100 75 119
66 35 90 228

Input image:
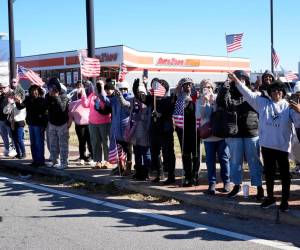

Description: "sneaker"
182 178 193 187
1 149 9 156
45 161 55 168
207 184 216 195
260 197 276 209
279 201 289 212
256 186 264 201
79 159 85 165
54 164 67 170
221 183 231 193
89 160 96 167
151 176 160 183
227 185 241 198
163 177 176 185
8 149 17 157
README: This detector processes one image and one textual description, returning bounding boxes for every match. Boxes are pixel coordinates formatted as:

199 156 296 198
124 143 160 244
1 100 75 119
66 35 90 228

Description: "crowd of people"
0 69 300 212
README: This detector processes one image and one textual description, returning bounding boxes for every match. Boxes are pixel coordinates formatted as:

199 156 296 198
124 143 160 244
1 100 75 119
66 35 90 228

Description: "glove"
133 78 140 96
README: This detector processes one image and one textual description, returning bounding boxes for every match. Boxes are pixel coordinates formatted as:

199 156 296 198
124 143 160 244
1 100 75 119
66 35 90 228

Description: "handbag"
198 121 212 139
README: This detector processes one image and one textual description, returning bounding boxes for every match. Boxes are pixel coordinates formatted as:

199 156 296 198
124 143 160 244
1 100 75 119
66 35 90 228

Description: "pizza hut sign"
156 57 184 66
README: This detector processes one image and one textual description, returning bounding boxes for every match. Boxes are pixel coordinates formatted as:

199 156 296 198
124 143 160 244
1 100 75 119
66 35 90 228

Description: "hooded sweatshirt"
236 83 300 152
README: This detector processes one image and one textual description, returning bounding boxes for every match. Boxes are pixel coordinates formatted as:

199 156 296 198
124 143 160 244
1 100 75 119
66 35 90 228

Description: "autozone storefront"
16 45 250 88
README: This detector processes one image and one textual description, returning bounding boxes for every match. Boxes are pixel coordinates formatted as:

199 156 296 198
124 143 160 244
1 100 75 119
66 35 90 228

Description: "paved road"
0 173 298 250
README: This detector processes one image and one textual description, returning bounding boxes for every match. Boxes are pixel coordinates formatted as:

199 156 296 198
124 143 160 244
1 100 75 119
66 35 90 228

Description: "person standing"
80 80 111 168
68 81 92 165
173 78 201 187
15 84 47 166
99 79 133 175
45 78 69 170
3 93 26 159
134 78 176 185
198 79 230 194
216 70 264 200
231 74 300 212
0 78 16 157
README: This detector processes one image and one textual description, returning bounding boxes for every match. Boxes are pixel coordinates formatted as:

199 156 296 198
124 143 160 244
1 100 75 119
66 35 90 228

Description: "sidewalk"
1 140 300 226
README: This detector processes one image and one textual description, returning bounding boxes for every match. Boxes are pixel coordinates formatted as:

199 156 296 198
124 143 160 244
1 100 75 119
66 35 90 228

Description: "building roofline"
16 44 249 60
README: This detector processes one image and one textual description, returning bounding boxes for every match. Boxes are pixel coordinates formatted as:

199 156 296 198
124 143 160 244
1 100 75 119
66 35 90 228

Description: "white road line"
0 176 298 250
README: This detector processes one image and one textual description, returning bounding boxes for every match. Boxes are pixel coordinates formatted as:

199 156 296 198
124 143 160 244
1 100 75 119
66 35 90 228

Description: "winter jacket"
3 102 26 129
81 92 111 125
123 97 151 147
16 95 48 127
137 94 176 135
45 93 69 126
0 94 9 121
216 82 258 138
100 92 133 141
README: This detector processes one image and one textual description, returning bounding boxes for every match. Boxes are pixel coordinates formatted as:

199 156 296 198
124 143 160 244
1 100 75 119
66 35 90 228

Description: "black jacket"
16 96 48 127
216 83 258 138
137 93 176 134
45 93 69 126
0 94 9 121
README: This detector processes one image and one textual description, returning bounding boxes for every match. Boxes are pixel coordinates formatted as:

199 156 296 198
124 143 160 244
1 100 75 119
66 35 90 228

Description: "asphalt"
1 140 300 227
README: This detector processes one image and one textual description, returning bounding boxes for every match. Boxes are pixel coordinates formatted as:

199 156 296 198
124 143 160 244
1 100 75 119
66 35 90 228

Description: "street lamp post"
86 0 96 83
8 0 16 81
270 0 274 73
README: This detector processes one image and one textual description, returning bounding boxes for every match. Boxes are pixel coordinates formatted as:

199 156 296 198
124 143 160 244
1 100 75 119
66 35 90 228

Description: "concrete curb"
1 160 300 227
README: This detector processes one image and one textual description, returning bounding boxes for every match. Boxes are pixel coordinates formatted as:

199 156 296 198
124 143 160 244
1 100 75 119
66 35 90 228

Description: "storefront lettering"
97 53 118 62
156 57 184 66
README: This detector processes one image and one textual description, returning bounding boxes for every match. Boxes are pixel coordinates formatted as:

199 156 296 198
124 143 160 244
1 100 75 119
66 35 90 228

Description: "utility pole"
270 0 274 73
86 0 96 83
8 0 16 81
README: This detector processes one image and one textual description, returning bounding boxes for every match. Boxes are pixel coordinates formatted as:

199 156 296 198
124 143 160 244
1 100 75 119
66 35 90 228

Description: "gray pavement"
1 176 295 250
1 140 300 227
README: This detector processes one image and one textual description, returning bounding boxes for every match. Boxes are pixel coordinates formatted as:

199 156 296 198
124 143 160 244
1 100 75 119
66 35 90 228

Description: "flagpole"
270 0 274 73
225 33 231 72
16 64 18 82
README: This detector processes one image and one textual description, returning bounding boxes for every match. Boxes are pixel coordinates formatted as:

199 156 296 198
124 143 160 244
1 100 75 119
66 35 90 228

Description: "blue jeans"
133 145 151 170
29 125 45 164
225 137 263 186
0 120 12 151
204 140 230 185
12 127 25 157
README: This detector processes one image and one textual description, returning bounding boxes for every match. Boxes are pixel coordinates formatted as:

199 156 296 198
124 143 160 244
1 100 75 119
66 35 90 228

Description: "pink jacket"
81 93 111 125
68 100 90 125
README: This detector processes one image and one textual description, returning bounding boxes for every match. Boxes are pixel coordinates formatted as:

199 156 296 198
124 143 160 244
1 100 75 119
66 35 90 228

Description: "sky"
0 0 299 72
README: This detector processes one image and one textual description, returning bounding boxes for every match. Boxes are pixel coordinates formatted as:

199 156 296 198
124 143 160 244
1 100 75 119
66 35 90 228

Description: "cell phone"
287 94 300 103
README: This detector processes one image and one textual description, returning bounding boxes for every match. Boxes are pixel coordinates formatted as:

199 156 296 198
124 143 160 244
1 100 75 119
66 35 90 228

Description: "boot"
124 160 132 176
136 166 149 181
111 160 125 176
132 165 141 180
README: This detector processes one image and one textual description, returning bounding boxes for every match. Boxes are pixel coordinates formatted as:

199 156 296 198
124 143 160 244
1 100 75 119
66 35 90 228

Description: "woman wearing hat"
231 74 300 212
173 77 200 187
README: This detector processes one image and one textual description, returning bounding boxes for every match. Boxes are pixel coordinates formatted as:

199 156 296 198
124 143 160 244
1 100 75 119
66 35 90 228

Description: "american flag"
225 33 243 53
285 71 298 82
108 137 126 164
173 99 184 128
17 65 44 86
78 50 100 77
118 63 128 82
150 81 166 97
272 48 280 68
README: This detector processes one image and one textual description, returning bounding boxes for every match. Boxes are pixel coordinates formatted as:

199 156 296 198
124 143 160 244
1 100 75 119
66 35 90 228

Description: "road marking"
0 176 298 250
